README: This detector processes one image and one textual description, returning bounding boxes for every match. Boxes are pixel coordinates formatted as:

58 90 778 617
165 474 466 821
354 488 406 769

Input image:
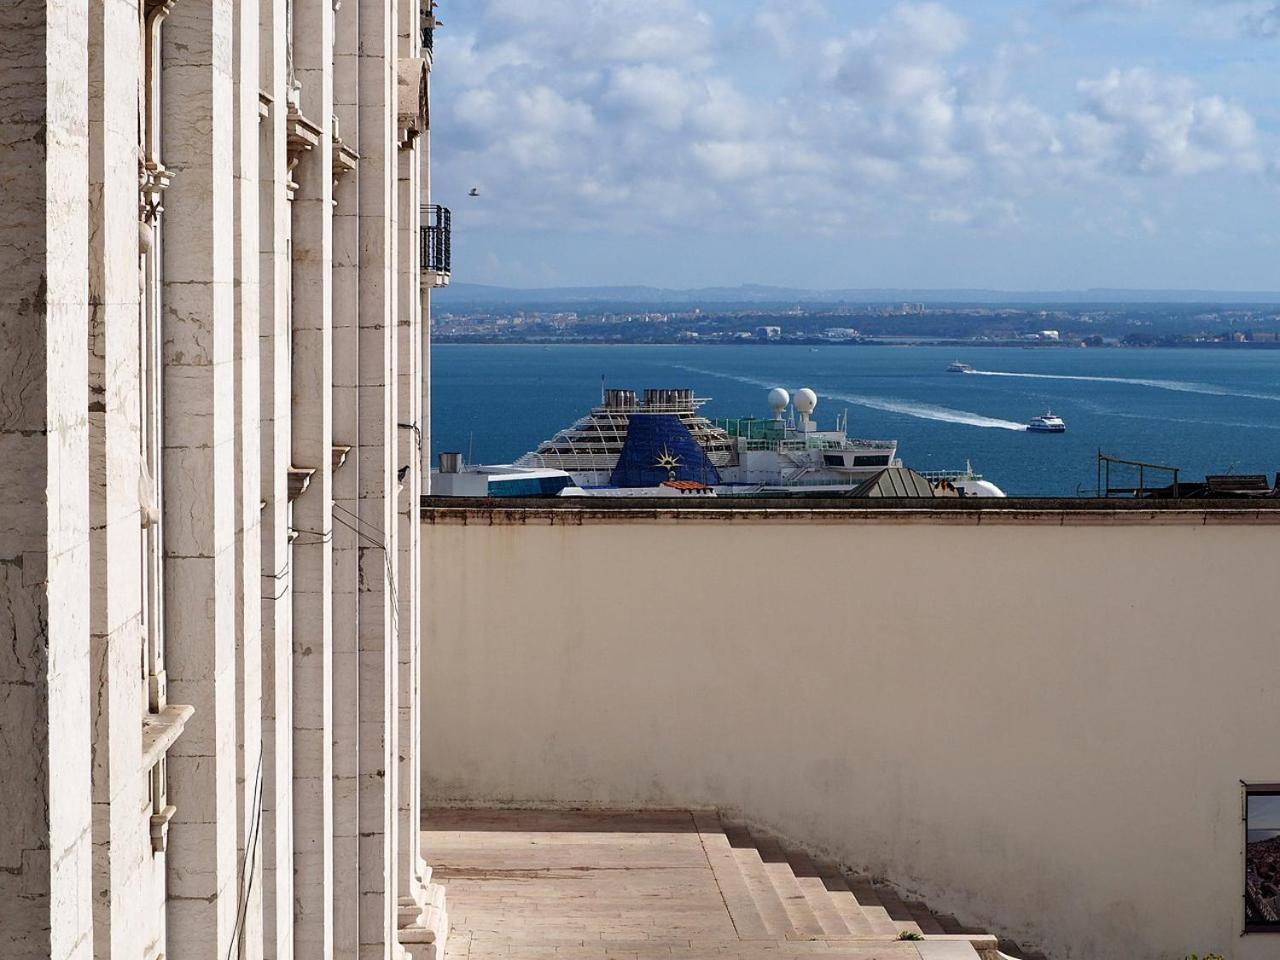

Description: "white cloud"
753 1 828 57
479 0 716 65
1240 2 1280 38
1072 68 1263 175
434 1 1273 245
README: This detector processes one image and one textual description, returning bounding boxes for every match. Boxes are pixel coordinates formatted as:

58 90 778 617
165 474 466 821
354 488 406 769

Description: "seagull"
468 187 480 197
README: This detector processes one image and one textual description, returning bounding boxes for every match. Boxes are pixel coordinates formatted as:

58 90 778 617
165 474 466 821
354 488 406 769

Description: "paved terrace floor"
424 809 997 960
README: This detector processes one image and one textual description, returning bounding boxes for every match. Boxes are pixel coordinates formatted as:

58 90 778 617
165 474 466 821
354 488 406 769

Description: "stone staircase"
701 813 1010 955
426 808 1045 960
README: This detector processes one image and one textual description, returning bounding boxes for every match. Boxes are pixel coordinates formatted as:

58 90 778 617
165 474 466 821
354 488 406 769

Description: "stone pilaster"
87 1 150 958
357 0 401 953
290 0 336 951
332 0 363 953
397 16 446 957
160 2 240 957
233 0 266 955
257 0 295 956
412 57 449 960
393 72 433 957
0 4 92 958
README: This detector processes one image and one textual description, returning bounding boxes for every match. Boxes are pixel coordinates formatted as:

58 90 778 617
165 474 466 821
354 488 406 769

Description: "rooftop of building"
422 495 1280 526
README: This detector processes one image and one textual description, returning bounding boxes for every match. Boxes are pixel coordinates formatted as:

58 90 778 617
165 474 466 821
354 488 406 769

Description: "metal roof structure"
849 467 941 499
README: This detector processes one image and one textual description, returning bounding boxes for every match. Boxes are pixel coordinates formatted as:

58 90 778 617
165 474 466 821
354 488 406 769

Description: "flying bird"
468 187 480 197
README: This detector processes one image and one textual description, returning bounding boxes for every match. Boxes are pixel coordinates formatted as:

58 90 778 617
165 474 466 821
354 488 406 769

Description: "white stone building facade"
0 1 448 958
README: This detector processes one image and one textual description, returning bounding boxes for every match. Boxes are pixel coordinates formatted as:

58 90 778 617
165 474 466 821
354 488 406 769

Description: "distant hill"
434 282 1280 309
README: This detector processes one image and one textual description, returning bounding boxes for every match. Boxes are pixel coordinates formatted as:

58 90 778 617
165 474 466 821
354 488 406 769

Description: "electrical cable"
225 751 264 960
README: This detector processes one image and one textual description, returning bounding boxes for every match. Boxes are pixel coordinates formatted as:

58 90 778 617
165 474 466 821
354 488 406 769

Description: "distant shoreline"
432 338 1280 350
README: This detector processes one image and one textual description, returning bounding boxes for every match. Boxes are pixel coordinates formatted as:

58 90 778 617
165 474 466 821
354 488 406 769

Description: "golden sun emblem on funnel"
654 446 682 480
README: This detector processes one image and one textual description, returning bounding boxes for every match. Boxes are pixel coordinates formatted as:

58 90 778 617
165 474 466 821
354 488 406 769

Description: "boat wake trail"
676 366 1027 432
970 369 1280 402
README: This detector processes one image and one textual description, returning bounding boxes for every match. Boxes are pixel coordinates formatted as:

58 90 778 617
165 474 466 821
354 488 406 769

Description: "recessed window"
1245 783 1280 932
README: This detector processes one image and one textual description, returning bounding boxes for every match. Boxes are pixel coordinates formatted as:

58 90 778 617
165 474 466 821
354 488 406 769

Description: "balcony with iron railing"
421 204 451 287
422 3 440 56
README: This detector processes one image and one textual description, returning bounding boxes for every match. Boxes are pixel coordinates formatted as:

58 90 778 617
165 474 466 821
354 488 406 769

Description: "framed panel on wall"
1245 783 1280 933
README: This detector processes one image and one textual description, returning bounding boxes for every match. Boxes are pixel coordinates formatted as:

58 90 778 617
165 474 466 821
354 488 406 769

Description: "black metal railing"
422 4 437 53
421 205 451 276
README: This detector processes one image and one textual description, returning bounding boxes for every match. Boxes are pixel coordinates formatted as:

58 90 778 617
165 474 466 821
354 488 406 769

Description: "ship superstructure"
514 388 736 487
709 388 902 494
443 384 1005 498
516 385 907 494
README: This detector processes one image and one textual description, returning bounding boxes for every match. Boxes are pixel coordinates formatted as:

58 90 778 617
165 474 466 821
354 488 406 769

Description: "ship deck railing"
917 468 983 481
595 400 713 415
736 437 898 453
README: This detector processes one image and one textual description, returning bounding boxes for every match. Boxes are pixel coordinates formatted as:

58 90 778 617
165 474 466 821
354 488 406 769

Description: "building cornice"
421 497 1280 528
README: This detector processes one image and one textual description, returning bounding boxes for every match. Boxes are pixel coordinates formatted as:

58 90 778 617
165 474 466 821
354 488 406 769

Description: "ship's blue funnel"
609 414 722 488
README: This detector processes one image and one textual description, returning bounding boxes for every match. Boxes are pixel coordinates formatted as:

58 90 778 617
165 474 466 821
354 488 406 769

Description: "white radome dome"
768 387 790 412
794 388 818 415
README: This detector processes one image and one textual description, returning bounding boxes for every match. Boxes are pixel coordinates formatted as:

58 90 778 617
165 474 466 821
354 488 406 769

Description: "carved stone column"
159 2 240 956
356 0 402 953
257 3 296 957
331 1 363 951
0 3 93 958
288 0 335 952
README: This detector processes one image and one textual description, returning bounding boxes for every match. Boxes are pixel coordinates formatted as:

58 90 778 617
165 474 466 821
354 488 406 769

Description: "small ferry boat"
1027 411 1067 433
947 361 976 374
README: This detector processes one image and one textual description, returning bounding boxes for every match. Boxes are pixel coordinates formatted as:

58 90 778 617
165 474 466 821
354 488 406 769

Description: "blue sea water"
430 344 1280 497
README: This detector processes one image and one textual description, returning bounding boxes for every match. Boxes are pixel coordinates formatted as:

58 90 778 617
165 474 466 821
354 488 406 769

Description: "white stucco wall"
421 509 1280 960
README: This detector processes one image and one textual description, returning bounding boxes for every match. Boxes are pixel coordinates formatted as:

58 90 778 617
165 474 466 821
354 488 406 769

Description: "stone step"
844 875 903 937
456 941 933 960
728 824 978 946
692 811 772 940
748 829 827 940
814 860 879 937
724 824 797 939
907 898 948 935
917 943 984 960
934 912 965 935
868 882 925 938
782 848 852 936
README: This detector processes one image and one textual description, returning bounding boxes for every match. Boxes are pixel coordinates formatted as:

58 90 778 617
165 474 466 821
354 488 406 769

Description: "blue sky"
432 1 1280 291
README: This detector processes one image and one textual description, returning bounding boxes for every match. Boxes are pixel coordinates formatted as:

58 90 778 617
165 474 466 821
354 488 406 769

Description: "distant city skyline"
1251 794 1280 840
433 0 1279 291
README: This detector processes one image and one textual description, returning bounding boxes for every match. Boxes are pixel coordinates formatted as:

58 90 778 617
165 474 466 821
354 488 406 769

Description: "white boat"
1027 411 1067 433
947 361 976 374
432 457 580 498
916 461 1007 498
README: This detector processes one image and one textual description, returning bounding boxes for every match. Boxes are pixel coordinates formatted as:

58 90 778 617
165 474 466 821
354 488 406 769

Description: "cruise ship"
435 385 1006 499
509 386 1008 499
509 386 910 494
514 388 737 487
